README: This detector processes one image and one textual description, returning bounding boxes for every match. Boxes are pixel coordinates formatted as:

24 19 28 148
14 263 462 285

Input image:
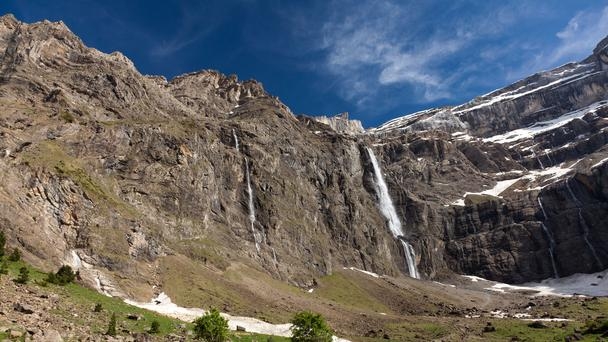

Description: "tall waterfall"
245 158 261 252
537 197 559 278
366 147 420 279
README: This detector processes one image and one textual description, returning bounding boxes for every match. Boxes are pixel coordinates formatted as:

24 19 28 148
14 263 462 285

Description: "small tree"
193 308 228 342
47 265 75 285
290 311 333 342
8 248 21 262
94 303 103 312
106 313 117 336
150 320 161 334
15 266 29 284
0 230 5 258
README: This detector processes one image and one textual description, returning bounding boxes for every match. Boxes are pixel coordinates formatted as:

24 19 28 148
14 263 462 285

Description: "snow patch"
591 157 608 169
462 269 608 297
126 292 352 341
343 267 380 278
482 101 607 144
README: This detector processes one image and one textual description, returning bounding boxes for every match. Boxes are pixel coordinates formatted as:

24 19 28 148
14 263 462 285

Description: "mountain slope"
0 12 607 323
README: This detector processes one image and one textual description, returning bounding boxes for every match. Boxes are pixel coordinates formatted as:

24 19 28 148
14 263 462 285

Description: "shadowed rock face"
0 14 606 297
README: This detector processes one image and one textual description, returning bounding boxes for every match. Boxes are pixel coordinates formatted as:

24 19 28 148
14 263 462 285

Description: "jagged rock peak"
169 69 265 96
313 112 365 135
594 35 608 70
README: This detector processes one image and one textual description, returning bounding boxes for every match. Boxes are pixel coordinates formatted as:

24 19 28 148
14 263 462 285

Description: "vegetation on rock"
7 248 20 262
0 230 5 257
105 313 117 336
15 266 29 284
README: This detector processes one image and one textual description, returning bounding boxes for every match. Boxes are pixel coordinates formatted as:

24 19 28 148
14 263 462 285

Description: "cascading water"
537 197 559 278
564 179 603 268
533 150 545 169
366 147 420 279
578 209 603 269
565 179 582 206
400 241 420 279
245 158 261 252
233 129 240 152
545 151 553 167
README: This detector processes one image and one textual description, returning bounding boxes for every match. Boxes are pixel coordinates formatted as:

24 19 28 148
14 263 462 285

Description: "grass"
230 332 290 342
0 257 290 340
314 272 389 313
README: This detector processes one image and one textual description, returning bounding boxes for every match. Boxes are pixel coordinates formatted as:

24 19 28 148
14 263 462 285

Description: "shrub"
150 320 161 334
290 311 333 342
0 230 5 257
15 266 29 284
0 260 8 274
47 265 76 285
8 248 20 262
106 313 117 336
94 303 103 312
583 318 608 335
193 308 228 342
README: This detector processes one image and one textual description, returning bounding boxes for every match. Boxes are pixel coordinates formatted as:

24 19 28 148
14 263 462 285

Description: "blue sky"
3 1 608 127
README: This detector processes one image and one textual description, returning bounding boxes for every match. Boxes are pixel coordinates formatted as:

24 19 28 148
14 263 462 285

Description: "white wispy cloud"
507 5 608 80
316 0 540 107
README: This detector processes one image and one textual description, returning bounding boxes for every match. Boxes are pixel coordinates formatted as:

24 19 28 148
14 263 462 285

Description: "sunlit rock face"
0 13 606 298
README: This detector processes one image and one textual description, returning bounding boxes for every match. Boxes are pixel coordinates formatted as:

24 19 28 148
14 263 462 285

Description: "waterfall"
565 179 582 206
578 209 603 269
537 197 559 278
564 179 602 269
401 241 420 279
545 151 553 167
245 158 261 252
533 150 545 169
540 223 559 278
366 147 420 279
232 129 240 152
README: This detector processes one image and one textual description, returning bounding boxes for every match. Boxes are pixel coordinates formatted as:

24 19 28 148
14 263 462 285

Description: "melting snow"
463 269 608 297
126 292 352 341
343 267 380 278
591 157 608 169
462 275 485 282
450 178 520 206
482 101 607 144
454 70 597 115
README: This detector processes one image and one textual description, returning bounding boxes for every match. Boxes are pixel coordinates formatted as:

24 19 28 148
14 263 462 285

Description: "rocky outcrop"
312 112 365 135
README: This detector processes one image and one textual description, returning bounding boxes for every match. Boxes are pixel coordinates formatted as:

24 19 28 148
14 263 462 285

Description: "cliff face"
0 13 607 302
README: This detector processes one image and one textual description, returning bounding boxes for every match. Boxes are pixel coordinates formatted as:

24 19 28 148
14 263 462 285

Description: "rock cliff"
0 13 606 304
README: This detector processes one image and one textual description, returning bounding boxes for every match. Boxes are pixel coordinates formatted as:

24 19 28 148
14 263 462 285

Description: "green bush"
47 265 76 285
290 311 333 342
150 320 161 334
0 230 5 258
0 260 8 275
106 313 117 336
8 248 20 262
193 308 228 342
15 266 29 284
94 303 103 313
